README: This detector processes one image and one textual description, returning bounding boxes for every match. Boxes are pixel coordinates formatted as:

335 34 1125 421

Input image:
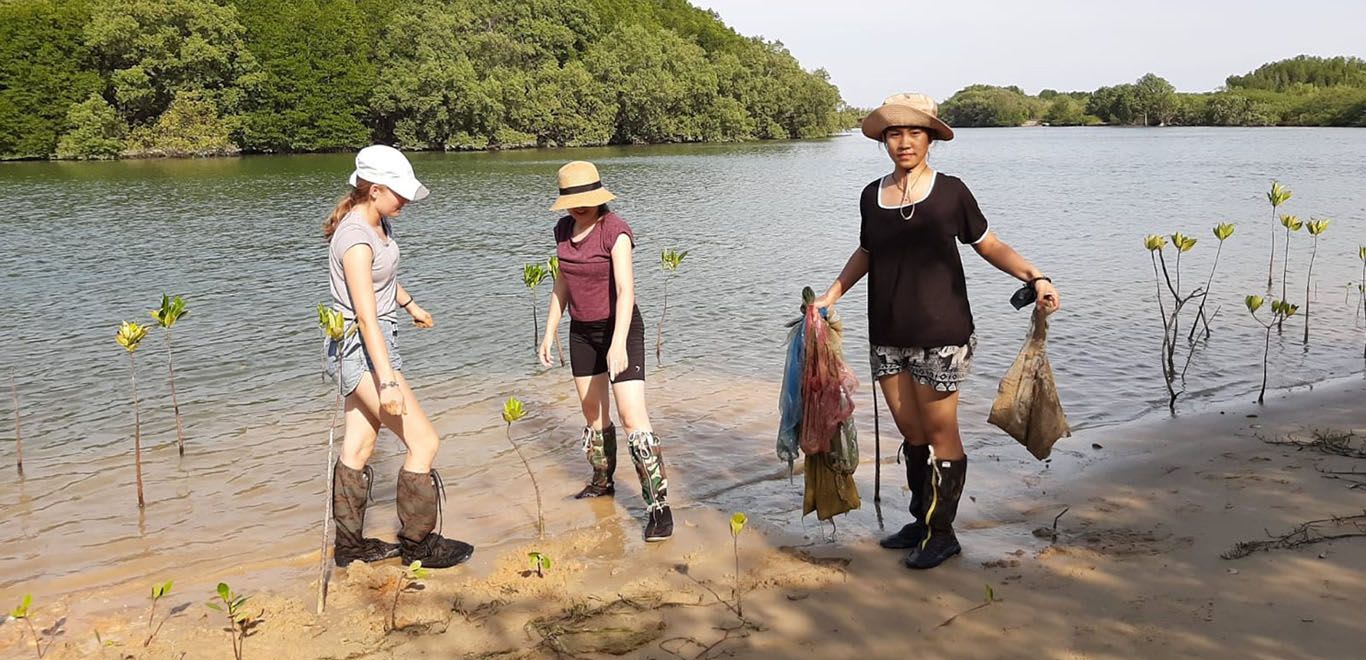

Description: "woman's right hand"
380 383 406 417
538 337 555 367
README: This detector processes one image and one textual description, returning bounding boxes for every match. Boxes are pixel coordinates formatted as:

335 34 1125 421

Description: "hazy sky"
691 0 1366 107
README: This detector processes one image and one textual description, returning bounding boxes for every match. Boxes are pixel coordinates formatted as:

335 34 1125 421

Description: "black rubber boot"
904 456 967 570
574 425 617 499
644 506 674 542
880 443 931 549
397 469 474 569
332 462 400 567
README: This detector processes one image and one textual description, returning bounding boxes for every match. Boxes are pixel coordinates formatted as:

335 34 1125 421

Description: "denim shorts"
324 317 402 396
870 334 976 392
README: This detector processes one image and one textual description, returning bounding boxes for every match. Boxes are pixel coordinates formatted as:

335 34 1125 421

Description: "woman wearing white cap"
812 94 1060 569
538 161 672 542
323 145 474 569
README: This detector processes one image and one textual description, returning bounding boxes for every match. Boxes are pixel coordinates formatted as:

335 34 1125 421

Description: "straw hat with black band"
861 93 955 142
550 161 617 211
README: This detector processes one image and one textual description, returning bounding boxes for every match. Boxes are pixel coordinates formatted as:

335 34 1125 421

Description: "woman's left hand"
1034 279 1060 314
408 303 434 328
606 343 628 380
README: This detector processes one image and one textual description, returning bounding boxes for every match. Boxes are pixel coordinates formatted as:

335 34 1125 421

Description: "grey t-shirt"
329 210 399 321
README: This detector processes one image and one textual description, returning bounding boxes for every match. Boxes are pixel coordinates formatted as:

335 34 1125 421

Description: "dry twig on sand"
1221 512 1366 560
1262 429 1365 458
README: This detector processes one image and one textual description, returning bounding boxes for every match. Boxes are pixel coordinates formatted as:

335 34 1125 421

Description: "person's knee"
894 418 923 444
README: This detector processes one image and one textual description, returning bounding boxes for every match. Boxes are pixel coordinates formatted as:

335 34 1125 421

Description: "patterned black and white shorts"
870 335 977 392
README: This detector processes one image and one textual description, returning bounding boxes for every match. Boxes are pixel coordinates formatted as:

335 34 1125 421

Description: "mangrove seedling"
730 512 747 618
527 552 551 578
206 582 252 660
656 248 688 366
546 256 566 366
149 294 189 456
1277 214 1303 331
11 373 22 477
1145 234 1207 409
522 262 549 351
1245 296 1298 404
389 560 430 632
1190 223 1236 340
314 304 354 615
144 580 173 647
1302 219 1329 343
10 594 43 659
502 397 544 539
117 320 150 508
1265 181 1292 291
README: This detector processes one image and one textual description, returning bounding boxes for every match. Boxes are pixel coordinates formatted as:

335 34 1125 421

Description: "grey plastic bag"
988 306 1071 460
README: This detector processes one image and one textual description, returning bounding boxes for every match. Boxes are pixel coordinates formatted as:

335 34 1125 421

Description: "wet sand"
3 373 1362 659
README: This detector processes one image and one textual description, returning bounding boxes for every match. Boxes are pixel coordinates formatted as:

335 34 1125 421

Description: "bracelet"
380 380 400 390
1026 276 1052 286
399 298 414 309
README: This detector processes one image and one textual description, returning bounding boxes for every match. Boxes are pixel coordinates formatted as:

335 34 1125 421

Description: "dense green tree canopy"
0 0 849 159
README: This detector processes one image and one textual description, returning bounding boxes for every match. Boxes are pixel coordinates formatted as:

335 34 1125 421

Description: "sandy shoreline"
3 375 1363 659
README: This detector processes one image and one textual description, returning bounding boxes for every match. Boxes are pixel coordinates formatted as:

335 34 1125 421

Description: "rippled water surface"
1 128 1363 600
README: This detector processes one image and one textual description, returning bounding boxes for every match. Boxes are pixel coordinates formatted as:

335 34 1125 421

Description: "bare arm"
539 275 570 366
814 247 870 308
606 234 636 378
972 232 1060 311
395 282 433 328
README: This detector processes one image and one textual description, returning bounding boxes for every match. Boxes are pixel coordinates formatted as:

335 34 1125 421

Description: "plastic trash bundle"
988 305 1071 460
777 289 861 521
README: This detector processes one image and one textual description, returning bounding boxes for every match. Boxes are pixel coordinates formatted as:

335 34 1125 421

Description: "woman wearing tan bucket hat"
812 93 1060 569
538 160 673 542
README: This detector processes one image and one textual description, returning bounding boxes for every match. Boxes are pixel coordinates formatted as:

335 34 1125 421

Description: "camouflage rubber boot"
575 425 618 499
332 462 400 567
628 430 672 542
396 468 474 569
879 443 931 549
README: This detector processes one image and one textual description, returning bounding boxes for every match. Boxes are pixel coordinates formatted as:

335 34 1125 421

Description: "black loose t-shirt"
859 172 989 348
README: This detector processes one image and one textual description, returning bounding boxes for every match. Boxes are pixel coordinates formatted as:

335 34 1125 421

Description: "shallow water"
1 128 1363 600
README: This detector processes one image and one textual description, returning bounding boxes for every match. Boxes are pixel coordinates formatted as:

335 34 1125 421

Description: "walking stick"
871 359 884 531
317 352 341 615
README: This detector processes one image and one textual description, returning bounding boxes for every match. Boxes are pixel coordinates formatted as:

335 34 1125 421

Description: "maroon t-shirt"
554 212 635 322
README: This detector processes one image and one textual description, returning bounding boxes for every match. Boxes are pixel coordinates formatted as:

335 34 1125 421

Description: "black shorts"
569 307 645 382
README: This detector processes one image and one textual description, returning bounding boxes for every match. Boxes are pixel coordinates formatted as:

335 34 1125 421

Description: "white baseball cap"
349 145 429 202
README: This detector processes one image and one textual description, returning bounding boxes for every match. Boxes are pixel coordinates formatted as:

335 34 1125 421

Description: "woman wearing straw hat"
812 94 1060 569
538 161 673 542
324 145 475 569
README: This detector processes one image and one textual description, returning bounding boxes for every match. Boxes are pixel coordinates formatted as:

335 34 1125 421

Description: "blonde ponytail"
323 180 373 240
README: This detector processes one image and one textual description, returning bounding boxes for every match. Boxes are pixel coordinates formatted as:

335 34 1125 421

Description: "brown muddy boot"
628 430 672 542
574 425 617 499
880 443 931 549
397 469 474 569
332 462 400 567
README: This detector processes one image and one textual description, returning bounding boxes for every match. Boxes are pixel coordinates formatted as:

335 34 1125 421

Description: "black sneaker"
879 522 927 549
401 533 474 569
335 538 401 567
902 534 961 570
644 506 673 542
574 482 615 499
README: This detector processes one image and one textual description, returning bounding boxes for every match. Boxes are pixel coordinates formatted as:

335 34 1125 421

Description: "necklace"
894 166 929 221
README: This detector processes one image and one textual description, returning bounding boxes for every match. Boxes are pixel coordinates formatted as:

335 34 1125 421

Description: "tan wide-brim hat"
550 161 616 211
861 92 954 142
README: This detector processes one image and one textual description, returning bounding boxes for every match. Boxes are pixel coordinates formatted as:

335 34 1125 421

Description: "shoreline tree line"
939 56 1366 128
0 0 856 161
